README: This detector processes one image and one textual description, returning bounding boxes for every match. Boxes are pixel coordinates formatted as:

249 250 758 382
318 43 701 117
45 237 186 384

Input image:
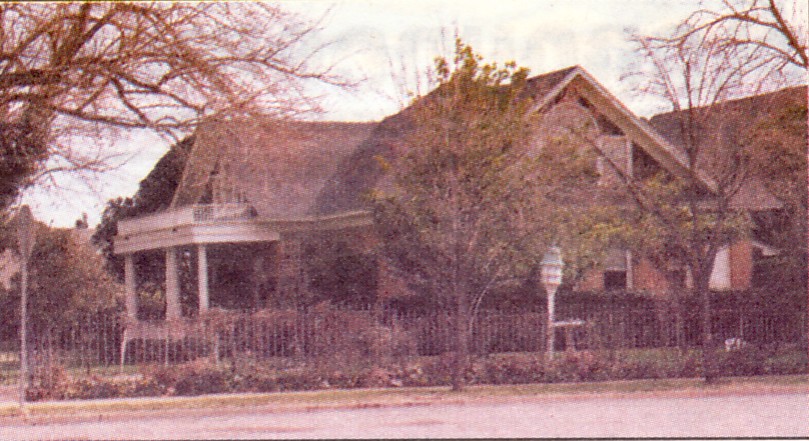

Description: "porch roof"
113 204 371 254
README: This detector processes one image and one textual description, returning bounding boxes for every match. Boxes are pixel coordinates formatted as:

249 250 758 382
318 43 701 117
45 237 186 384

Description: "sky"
20 0 726 227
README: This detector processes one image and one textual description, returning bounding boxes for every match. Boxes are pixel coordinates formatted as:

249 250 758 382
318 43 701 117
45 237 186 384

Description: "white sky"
19 0 724 227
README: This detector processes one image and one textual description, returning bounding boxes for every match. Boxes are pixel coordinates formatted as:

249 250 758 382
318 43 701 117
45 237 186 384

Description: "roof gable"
527 66 717 191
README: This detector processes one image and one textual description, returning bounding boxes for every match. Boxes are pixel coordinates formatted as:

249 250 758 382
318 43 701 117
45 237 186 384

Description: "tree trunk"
696 278 718 383
451 291 471 391
673 293 687 354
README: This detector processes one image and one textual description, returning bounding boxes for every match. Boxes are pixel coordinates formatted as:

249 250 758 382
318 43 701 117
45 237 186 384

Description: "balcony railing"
192 203 256 222
118 203 254 236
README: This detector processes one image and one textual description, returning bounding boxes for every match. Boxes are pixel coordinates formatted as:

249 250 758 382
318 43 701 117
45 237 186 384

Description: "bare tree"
0 2 345 210
612 2 806 380
660 0 807 78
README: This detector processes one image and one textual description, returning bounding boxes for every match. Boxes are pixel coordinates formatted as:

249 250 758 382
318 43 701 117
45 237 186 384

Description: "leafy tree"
93 137 194 276
747 100 807 292
373 41 605 390
305 232 379 309
0 2 342 212
0 223 122 341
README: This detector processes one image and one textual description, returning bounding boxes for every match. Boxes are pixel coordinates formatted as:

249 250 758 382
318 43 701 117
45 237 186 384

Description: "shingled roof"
171 67 583 217
314 66 581 214
170 67 792 220
648 86 806 210
172 118 375 217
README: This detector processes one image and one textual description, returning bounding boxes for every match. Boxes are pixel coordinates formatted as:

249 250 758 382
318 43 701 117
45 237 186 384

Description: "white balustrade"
118 203 253 236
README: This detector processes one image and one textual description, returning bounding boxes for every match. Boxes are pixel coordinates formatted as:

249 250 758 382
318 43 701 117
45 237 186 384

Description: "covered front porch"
113 203 372 320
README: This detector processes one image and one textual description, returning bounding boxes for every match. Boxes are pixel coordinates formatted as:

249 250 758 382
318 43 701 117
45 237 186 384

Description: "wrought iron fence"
0 303 804 377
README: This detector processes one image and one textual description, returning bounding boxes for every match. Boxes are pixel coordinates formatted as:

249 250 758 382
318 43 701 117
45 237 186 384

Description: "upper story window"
631 142 662 181
596 136 632 186
603 248 630 290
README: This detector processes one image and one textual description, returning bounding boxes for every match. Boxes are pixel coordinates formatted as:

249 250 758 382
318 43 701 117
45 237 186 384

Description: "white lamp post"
541 246 563 360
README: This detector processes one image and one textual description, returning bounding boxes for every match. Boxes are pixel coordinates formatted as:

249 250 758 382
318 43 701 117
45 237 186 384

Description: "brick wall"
631 257 670 297
729 240 753 290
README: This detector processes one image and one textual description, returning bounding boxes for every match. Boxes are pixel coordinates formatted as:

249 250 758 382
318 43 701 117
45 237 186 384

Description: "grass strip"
0 374 805 419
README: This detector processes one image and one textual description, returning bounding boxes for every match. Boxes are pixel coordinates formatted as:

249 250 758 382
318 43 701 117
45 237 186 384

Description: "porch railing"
118 203 253 236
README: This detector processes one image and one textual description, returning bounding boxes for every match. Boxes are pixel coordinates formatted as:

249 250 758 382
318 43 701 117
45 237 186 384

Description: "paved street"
1 390 807 439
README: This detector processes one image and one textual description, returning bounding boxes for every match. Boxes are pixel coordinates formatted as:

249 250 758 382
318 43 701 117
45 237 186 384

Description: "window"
604 270 627 290
596 136 632 186
631 142 661 180
603 248 630 290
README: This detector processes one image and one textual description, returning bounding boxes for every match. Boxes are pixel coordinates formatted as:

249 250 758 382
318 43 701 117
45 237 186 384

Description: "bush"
763 351 808 375
26 364 70 401
26 364 164 401
418 355 455 386
305 303 417 366
477 353 545 384
148 360 243 396
22 345 808 402
716 347 768 377
717 344 808 377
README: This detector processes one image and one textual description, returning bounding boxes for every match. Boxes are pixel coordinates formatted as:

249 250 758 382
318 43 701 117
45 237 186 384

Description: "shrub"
357 367 396 388
478 353 544 385
174 367 230 396
751 345 808 376
763 350 808 375
70 376 123 399
22 344 808 402
26 364 165 401
26 364 69 401
716 347 767 377
418 355 454 386
273 369 322 391
294 304 418 369
395 361 429 387
148 360 233 396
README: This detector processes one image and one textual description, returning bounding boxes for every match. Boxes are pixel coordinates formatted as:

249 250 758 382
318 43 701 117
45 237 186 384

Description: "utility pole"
15 205 36 410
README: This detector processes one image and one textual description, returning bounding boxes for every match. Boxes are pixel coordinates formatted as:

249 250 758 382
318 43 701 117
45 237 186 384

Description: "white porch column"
165 247 181 319
197 244 209 313
709 246 731 291
124 254 138 320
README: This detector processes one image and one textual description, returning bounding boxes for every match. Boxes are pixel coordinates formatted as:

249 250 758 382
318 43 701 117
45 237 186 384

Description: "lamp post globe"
541 246 563 291
541 246 563 359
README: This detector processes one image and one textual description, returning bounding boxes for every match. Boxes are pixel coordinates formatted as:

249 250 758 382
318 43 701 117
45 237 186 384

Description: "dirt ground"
1 388 806 439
